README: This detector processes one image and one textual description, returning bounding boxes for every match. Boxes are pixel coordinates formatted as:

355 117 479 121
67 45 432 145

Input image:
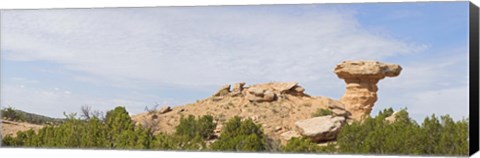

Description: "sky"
0 2 470 122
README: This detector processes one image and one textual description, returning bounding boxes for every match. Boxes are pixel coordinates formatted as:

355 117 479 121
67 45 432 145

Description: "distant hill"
1 107 65 125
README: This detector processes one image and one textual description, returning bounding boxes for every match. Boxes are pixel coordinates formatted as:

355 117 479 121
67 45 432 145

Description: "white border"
0 0 477 158
0 0 470 10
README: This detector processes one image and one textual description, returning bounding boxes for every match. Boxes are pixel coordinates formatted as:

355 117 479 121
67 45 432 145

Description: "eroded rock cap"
334 61 402 79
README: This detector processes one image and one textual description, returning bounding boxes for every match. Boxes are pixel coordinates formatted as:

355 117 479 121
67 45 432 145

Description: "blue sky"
0 2 470 122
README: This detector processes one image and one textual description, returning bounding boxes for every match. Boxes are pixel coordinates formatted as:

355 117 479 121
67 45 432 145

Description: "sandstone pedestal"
334 61 402 121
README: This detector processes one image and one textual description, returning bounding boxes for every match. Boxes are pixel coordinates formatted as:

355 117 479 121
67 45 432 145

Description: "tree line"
1 107 64 125
1 106 468 156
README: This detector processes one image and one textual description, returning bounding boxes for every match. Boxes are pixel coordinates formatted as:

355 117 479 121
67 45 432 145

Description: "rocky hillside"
132 60 402 144
1 60 402 145
132 82 349 144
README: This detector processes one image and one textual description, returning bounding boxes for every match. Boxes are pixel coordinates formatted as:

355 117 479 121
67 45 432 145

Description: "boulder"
246 93 263 102
232 82 246 93
269 82 299 92
213 84 231 97
211 96 224 101
331 108 349 117
385 111 400 123
263 90 276 101
246 88 276 102
295 116 346 142
249 115 260 122
248 87 265 96
159 106 172 114
274 126 282 132
292 86 305 93
281 130 301 141
323 98 346 110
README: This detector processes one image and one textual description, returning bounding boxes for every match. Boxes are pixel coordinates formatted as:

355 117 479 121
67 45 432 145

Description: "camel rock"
334 61 402 120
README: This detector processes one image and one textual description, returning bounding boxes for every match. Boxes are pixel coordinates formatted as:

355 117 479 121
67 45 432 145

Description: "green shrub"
282 137 336 153
282 137 320 153
1 107 25 121
336 108 468 156
175 115 216 140
2 134 15 146
210 116 268 152
312 108 333 117
2 106 468 156
2 106 153 149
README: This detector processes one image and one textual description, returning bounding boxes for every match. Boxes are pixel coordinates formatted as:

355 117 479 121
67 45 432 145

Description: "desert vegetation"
1 106 468 156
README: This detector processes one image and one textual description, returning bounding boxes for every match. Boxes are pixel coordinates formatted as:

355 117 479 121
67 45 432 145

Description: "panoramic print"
0 2 470 156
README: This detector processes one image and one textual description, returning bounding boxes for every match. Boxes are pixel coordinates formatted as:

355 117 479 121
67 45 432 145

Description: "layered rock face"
334 61 402 120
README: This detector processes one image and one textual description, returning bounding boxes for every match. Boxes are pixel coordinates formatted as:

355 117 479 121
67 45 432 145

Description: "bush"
175 115 216 140
282 137 336 153
149 114 216 151
281 137 320 153
210 116 268 152
312 108 333 117
335 108 468 156
2 106 153 149
2 106 468 156
1 107 25 121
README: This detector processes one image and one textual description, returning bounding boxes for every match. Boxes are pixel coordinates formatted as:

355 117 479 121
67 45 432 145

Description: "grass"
311 108 333 117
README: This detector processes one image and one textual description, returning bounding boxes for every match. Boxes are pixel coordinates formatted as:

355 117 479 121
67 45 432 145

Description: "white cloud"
1 7 425 88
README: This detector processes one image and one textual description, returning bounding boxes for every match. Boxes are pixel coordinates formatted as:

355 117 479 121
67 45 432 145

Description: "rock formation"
321 96 350 117
385 111 400 123
132 60 403 144
280 130 301 140
294 115 346 142
334 61 402 120
159 106 172 114
244 82 307 102
213 84 231 97
231 82 245 96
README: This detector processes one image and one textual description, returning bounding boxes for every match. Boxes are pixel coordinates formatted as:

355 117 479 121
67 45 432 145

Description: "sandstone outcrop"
213 84 231 97
211 82 308 102
131 60 402 145
385 111 400 123
232 82 245 94
281 130 301 140
335 61 402 120
321 97 350 117
246 82 308 102
246 88 276 102
159 106 172 114
294 116 346 142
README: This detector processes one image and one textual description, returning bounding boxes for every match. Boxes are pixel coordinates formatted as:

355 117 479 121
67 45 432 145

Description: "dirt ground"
1 119 44 137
